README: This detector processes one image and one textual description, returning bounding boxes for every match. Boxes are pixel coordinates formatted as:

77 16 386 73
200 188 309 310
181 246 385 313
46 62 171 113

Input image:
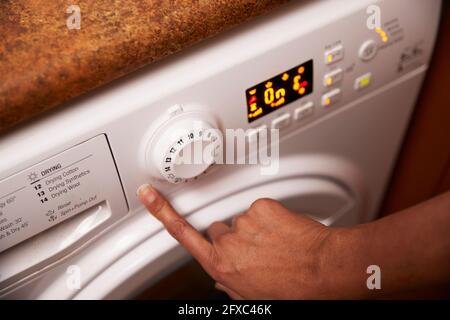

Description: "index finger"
137 184 216 272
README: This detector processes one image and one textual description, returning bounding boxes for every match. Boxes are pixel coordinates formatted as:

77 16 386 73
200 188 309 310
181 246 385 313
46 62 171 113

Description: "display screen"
246 59 313 122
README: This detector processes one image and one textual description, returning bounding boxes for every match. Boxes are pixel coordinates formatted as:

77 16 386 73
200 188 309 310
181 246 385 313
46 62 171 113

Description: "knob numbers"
145 109 220 184
161 127 219 184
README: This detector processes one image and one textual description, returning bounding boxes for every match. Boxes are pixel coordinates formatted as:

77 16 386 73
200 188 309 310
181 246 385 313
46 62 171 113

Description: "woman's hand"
138 185 450 299
137 184 357 299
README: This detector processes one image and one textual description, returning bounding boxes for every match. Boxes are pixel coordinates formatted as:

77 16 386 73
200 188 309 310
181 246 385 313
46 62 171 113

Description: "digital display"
246 59 313 122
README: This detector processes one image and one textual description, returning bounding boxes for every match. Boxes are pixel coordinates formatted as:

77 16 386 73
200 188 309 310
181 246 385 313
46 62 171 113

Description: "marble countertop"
0 0 289 132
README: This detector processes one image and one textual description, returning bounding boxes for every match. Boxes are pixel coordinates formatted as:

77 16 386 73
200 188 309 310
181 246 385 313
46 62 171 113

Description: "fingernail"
136 184 155 203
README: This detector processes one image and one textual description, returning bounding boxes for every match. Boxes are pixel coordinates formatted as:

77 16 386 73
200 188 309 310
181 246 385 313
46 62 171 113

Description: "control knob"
145 107 220 184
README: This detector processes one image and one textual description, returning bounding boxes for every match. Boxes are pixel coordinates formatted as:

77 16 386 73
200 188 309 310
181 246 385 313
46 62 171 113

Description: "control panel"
128 0 438 193
235 1 423 145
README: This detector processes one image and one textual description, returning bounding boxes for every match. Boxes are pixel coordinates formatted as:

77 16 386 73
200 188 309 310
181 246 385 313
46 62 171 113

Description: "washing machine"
0 0 442 299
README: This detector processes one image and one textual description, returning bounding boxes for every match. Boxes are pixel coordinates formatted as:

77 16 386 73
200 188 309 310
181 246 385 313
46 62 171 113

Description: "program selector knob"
145 109 220 184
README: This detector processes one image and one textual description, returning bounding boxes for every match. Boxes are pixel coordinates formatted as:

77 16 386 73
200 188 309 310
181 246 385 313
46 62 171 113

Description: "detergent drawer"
0 134 128 290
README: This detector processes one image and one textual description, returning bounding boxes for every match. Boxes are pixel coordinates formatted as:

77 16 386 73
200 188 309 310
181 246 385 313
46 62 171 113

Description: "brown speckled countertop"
0 0 289 132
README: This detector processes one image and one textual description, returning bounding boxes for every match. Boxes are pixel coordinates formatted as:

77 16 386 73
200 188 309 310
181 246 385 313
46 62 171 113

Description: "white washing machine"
0 0 442 299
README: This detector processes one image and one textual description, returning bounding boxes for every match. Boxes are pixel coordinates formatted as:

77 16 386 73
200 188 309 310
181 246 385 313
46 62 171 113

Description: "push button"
271 114 291 129
167 104 184 116
321 89 342 107
323 68 344 87
294 102 314 121
325 45 344 65
359 40 378 62
354 73 372 91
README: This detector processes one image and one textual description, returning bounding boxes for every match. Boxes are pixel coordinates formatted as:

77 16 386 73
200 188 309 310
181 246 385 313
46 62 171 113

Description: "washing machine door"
188 176 358 228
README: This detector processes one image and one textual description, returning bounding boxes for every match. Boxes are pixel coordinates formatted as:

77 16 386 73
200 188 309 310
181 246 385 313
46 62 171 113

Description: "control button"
145 114 220 184
359 40 378 62
323 68 344 87
294 102 314 121
167 104 183 116
247 125 266 143
354 73 372 91
325 44 344 65
271 114 291 129
321 89 342 107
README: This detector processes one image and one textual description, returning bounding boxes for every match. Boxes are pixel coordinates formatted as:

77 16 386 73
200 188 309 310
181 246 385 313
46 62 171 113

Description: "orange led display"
246 59 313 122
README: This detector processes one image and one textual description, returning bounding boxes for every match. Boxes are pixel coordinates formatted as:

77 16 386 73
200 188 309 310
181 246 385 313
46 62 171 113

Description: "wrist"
319 226 371 299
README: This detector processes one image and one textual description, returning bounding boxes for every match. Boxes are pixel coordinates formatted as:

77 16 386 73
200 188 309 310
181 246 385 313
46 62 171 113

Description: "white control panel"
0 135 127 253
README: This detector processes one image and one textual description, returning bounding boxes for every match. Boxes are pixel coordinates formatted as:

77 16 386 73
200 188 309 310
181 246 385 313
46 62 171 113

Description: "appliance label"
0 135 123 253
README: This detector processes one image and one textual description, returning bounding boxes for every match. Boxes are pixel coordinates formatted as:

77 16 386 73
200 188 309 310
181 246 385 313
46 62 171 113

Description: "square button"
294 102 314 121
321 88 342 107
354 73 372 91
323 68 344 87
271 114 291 129
325 45 344 65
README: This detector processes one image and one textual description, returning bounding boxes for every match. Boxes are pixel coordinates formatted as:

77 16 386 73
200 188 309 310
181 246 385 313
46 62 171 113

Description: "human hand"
137 184 356 299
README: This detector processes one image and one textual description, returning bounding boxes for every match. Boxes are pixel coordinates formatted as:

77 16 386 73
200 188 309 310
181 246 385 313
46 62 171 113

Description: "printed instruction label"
0 135 122 253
